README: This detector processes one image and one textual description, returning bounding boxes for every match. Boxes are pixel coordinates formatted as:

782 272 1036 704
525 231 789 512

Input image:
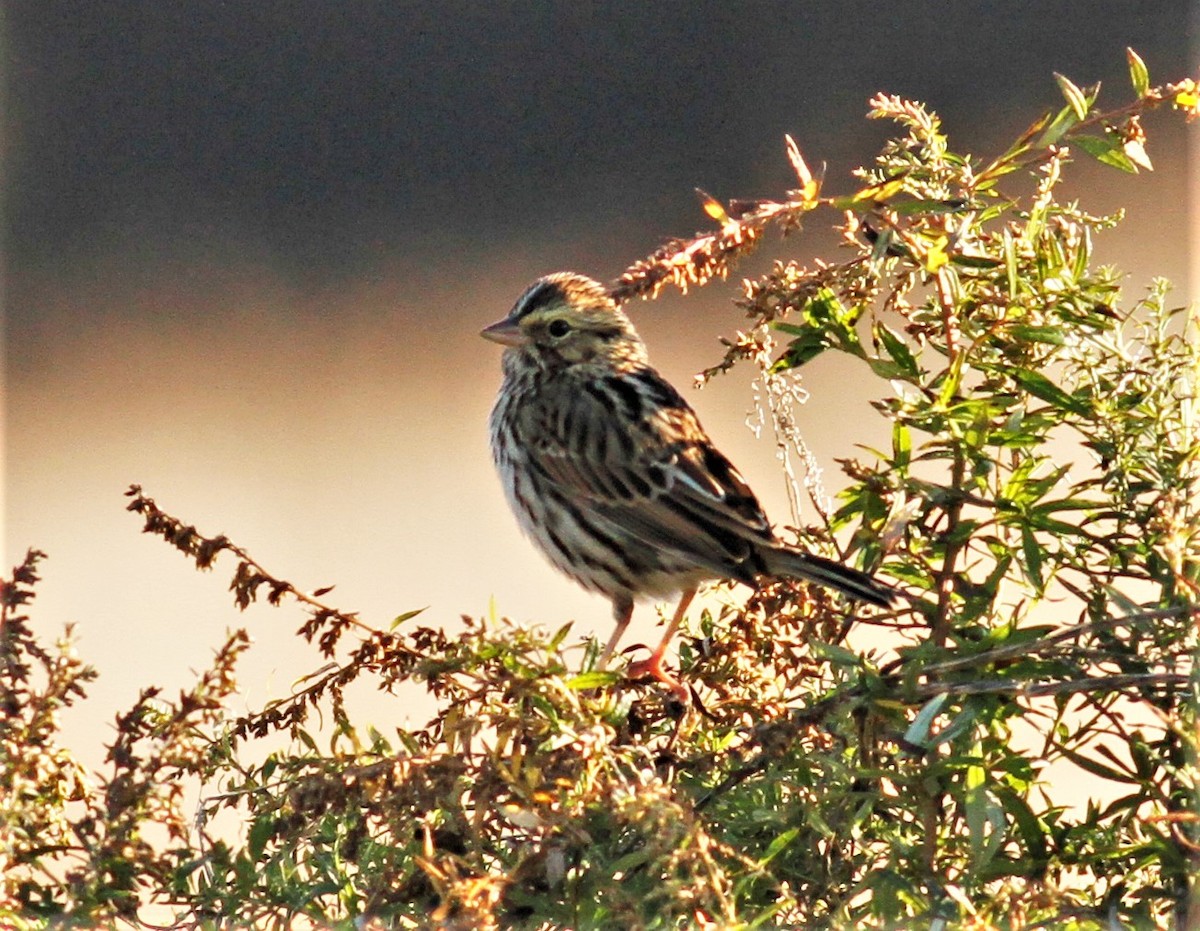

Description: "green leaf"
866 357 912 380
1071 225 1093 281
949 253 1003 269
1104 585 1145 616
1007 324 1065 346
1057 743 1143 784
1054 72 1090 120
759 828 800 865
1025 508 1087 537
1034 104 1079 148
892 421 911 469
609 848 652 874
771 288 864 370
904 693 949 748
1002 461 1068 507
1096 741 1144 780
1021 525 1045 593
806 805 836 838
390 607 427 630
1127 47 1150 97
233 852 257 896
248 814 274 862
833 177 906 208
980 113 1047 184
978 552 1014 601
994 786 1049 864
566 670 620 690
527 692 559 719
808 639 862 667
296 729 319 753
770 322 832 369
549 622 574 651
923 234 950 273
929 704 979 747
808 287 861 334
1073 134 1139 173
889 197 971 216
1002 228 1019 299
937 350 967 406
874 323 919 379
964 762 988 863
1009 368 1092 416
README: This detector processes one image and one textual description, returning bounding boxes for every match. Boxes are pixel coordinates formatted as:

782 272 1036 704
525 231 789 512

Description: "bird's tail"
763 546 897 609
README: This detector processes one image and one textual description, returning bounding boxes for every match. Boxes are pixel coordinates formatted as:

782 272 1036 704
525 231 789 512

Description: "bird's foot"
626 654 690 704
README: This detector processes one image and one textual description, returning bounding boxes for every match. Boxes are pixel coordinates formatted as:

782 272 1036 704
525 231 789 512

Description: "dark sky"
6 2 1195 287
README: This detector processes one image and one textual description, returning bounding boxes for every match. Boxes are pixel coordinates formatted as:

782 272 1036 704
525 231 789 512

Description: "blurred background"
3 3 1196 765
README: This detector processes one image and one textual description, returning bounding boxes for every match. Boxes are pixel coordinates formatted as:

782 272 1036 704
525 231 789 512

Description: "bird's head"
481 272 647 368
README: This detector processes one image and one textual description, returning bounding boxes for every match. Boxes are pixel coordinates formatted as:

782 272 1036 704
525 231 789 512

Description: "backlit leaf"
1034 104 1079 148
1054 72 1090 121
1126 47 1150 97
1123 137 1153 171
784 134 821 201
695 188 730 225
566 670 620 690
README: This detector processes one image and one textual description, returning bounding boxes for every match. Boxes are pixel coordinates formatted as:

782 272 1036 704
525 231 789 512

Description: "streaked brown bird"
482 272 896 700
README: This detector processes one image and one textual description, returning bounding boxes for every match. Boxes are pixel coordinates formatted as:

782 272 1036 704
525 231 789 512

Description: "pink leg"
597 596 634 669
626 588 696 702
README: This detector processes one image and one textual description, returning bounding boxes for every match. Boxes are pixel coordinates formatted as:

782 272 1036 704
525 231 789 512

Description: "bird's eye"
547 319 571 338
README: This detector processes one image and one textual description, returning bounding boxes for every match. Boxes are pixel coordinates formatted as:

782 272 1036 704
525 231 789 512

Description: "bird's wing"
517 366 775 579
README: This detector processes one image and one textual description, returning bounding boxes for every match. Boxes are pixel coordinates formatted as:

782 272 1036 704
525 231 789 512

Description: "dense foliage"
3 54 1198 929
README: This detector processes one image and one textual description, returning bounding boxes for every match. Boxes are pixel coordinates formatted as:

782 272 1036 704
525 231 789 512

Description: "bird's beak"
480 316 527 347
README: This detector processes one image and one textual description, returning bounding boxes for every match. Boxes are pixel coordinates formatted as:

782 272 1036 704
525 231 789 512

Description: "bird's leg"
597 595 634 669
626 587 696 702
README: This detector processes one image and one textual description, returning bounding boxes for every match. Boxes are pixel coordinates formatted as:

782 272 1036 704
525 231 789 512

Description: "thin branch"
913 672 1188 700
910 605 1196 677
